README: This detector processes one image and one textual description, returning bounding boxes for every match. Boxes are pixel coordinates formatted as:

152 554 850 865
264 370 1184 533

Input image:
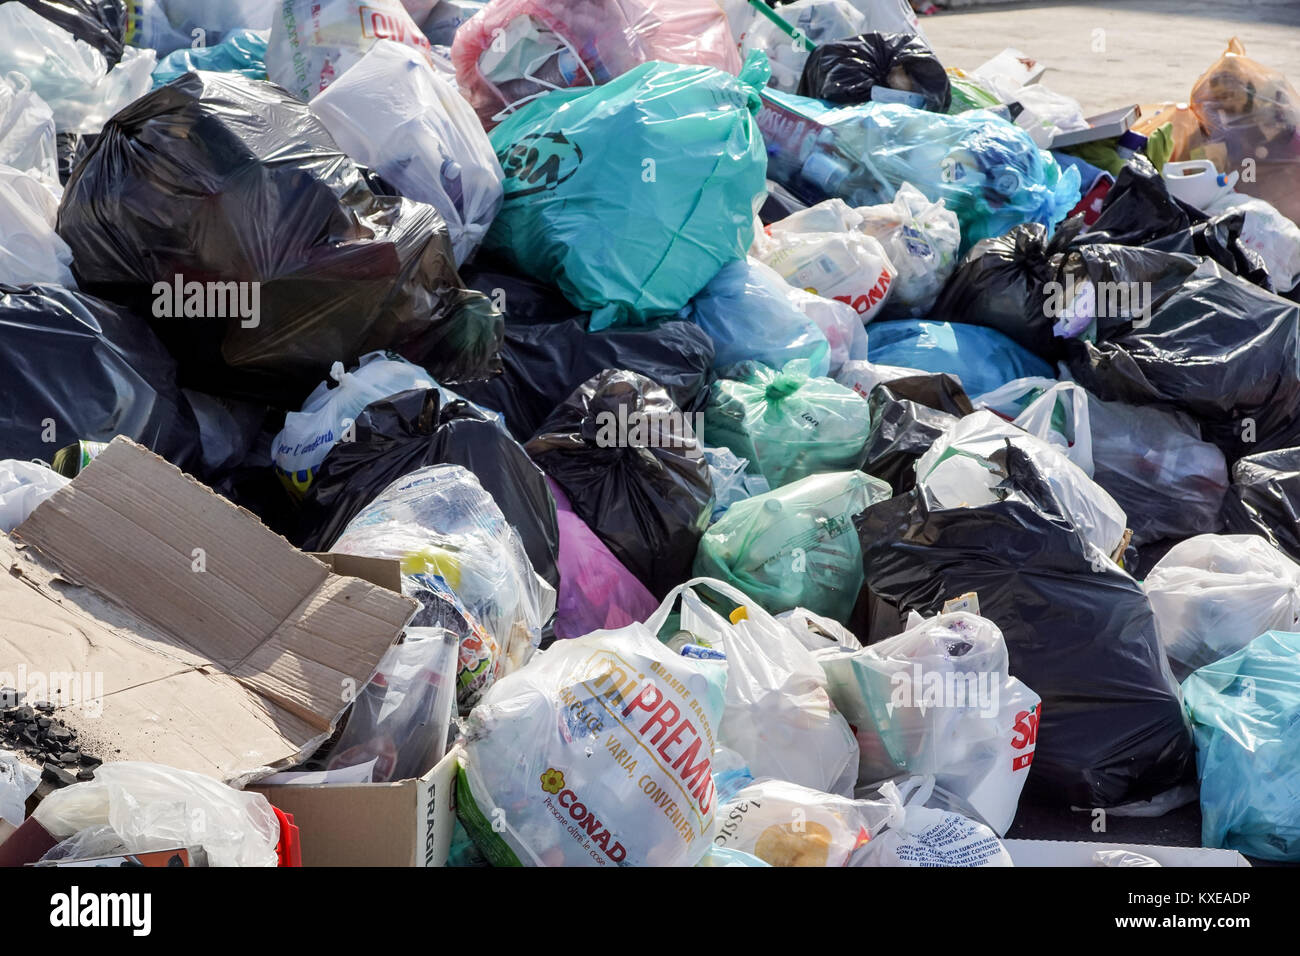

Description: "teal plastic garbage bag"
867 320 1054 398
681 258 830 376
484 52 770 330
1183 630 1300 862
704 359 871 489
152 30 269 88
758 90 1081 253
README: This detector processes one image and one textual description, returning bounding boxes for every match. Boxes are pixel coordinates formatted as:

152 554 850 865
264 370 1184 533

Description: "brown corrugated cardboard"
0 437 416 785
249 747 459 867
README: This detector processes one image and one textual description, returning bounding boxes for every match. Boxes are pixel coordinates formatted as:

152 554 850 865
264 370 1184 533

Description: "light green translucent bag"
484 52 771 330
704 359 872 489
693 470 891 622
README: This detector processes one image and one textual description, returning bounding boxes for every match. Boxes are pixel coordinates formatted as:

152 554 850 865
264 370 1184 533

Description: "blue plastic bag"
151 30 269 88
757 90 1080 252
1182 630 1300 861
682 259 830 376
485 53 770 330
866 320 1055 398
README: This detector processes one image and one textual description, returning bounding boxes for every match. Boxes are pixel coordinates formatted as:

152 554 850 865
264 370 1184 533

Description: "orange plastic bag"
1145 38 1300 222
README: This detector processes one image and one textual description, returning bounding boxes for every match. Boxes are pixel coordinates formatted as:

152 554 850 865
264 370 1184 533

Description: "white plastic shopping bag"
656 577 860 796
310 40 504 265
816 611 1040 834
457 623 727 866
854 776 1014 866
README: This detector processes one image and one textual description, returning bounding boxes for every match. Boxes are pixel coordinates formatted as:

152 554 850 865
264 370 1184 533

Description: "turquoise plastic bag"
704 359 871 489
682 259 830 376
485 53 770 330
867 320 1055 398
693 470 891 622
758 90 1080 253
151 30 269 88
1183 630 1300 861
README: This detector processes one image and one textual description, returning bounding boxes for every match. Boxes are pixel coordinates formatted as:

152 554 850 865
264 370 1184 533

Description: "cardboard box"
249 747 460 867
1003 839 1252 867
0 437 417 784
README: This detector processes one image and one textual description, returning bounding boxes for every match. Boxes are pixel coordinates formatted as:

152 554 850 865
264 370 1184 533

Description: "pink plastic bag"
451 0 742 126
546 477 658 639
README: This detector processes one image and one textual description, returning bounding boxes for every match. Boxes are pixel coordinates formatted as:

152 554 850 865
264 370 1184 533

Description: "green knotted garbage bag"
484 52 771 330
693 470 891 622
704 359 872 489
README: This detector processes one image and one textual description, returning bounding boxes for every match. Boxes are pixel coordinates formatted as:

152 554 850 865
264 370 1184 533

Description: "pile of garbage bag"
3 0 1300 873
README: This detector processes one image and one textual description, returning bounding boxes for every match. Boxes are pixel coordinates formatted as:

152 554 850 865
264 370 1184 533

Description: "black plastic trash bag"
797 32 950 112
1084 157 1271 288
525 369 713 598
55 131 97 186
56 72 502 406
929 221 1081 361
1221 447 1300 561
1066 258 1300 462
14 0 126 67
296 388 560 588
458 262 715 442
856 442 1195 808
862 373 972 493
0 283 201 470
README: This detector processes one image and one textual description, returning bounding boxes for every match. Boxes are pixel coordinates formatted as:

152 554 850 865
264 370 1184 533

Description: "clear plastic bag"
326 626 460 781
1017 382 1229 547
32 762 281 867
855 182 961 316
0 4 155 133
0 748 39 826
712 777 892 866
915 410 1128 559
451 0 742 125
694 470 890 622
758 89 1080 253
310 40 504 266
0 459 69 531
743 0 868 93
703 445 770 522
266 0 433 102
705 358 873 490
1145 535 1300 682
816 612 1041 834
457 618 728 866
330 463 554 705
1205 193 1300 293
0 163 73 285
0 72 58 185
656 577 860 796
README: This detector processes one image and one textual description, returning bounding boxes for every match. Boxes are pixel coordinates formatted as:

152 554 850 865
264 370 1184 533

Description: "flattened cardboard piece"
2 438 416 783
